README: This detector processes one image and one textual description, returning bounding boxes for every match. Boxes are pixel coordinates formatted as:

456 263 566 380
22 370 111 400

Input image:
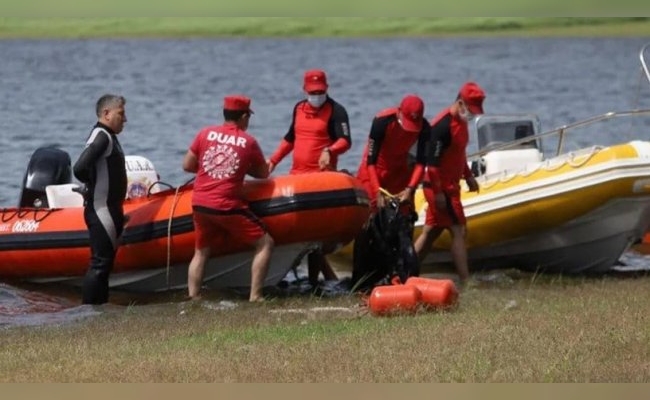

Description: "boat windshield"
474 114 541 152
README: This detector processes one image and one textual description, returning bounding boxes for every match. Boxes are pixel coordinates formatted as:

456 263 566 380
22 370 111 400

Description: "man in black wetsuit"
73 94 128 305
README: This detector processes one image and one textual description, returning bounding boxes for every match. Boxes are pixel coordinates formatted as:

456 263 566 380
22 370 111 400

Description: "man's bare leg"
187 246 210 299
413 224 444 262
448 225 470 282
249 233 274 302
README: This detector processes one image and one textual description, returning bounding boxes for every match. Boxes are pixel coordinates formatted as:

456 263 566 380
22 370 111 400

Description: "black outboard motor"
18 146 73 208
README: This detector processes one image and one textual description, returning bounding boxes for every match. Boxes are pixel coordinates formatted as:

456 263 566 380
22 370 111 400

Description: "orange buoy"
368 284 421 316
405 277 458 309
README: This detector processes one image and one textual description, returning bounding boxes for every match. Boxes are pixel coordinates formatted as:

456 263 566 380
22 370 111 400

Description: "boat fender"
405 277 458 309
368 284 421 316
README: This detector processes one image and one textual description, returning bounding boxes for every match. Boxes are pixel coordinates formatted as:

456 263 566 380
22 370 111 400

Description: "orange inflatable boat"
0 147 370 292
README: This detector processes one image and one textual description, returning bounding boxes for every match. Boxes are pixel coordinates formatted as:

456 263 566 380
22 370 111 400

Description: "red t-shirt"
189 123 266 210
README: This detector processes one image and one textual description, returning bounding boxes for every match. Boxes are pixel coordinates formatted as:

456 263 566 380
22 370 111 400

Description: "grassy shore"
0 17 649 38
1 270 649 382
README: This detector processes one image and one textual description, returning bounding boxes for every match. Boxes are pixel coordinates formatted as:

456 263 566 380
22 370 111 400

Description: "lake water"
2 37 650 204
2 36 650 325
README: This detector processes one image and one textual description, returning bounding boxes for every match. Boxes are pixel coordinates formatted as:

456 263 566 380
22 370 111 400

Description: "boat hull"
422 196 650 274
28 242 314 292
0 171 370 291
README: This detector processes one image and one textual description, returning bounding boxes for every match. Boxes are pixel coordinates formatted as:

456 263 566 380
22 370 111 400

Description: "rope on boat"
566 146 602 167
477 146 602 189
166 185 183 291
164 177 194 290
1 208 54 222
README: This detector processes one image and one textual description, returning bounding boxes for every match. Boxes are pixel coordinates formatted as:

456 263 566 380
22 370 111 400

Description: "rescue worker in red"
356 94 430 210
351 94 431 290
267 69 352 287
413 81 485 284
182 95 273 302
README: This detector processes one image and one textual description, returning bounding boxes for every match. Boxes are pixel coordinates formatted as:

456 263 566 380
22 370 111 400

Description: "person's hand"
466 176 480 193
397 187 414 204
318 148 331 170
267 159 276 174
376 191 386 209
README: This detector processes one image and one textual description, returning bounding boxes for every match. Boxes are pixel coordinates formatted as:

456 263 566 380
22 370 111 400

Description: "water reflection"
0 283 99 327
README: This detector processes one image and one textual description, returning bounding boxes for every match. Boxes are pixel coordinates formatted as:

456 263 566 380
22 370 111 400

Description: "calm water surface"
2 37 650 325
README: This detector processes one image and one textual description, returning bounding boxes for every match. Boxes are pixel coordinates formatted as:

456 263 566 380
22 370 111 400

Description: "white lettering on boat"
12 219 40 233
0 223 9 232
125 158 155 172
206 131 247 148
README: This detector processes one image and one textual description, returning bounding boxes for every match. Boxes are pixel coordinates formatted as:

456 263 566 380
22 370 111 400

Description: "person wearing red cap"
267 69 352 288
351 94 431 290
413 81 486 285
356 94 430 210
182 94 273 302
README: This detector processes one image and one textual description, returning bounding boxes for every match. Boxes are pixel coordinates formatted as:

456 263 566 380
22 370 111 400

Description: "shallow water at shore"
0 283 97 327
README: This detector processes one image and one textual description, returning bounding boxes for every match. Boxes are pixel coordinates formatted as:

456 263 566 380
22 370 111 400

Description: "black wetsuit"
73 122 127 304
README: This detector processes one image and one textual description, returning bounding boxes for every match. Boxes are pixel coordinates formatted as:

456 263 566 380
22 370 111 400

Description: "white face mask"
307 93 327 108
458 102 475 122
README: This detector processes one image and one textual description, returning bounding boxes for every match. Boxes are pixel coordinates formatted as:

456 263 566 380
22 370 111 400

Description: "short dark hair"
96 94 126 117
223 109 249 122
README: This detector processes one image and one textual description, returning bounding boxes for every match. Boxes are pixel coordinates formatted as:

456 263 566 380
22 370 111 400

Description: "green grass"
0 0 648 17
1 270 649 382
0 17 649 38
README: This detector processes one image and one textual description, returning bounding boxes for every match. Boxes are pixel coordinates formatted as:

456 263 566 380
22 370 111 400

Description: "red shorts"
423 187 466 228
192 206 267 249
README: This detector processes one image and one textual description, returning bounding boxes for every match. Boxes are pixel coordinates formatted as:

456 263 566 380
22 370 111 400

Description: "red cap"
303 69 328 92
223 95 254 113
398 94 425 132
459 81 485 114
